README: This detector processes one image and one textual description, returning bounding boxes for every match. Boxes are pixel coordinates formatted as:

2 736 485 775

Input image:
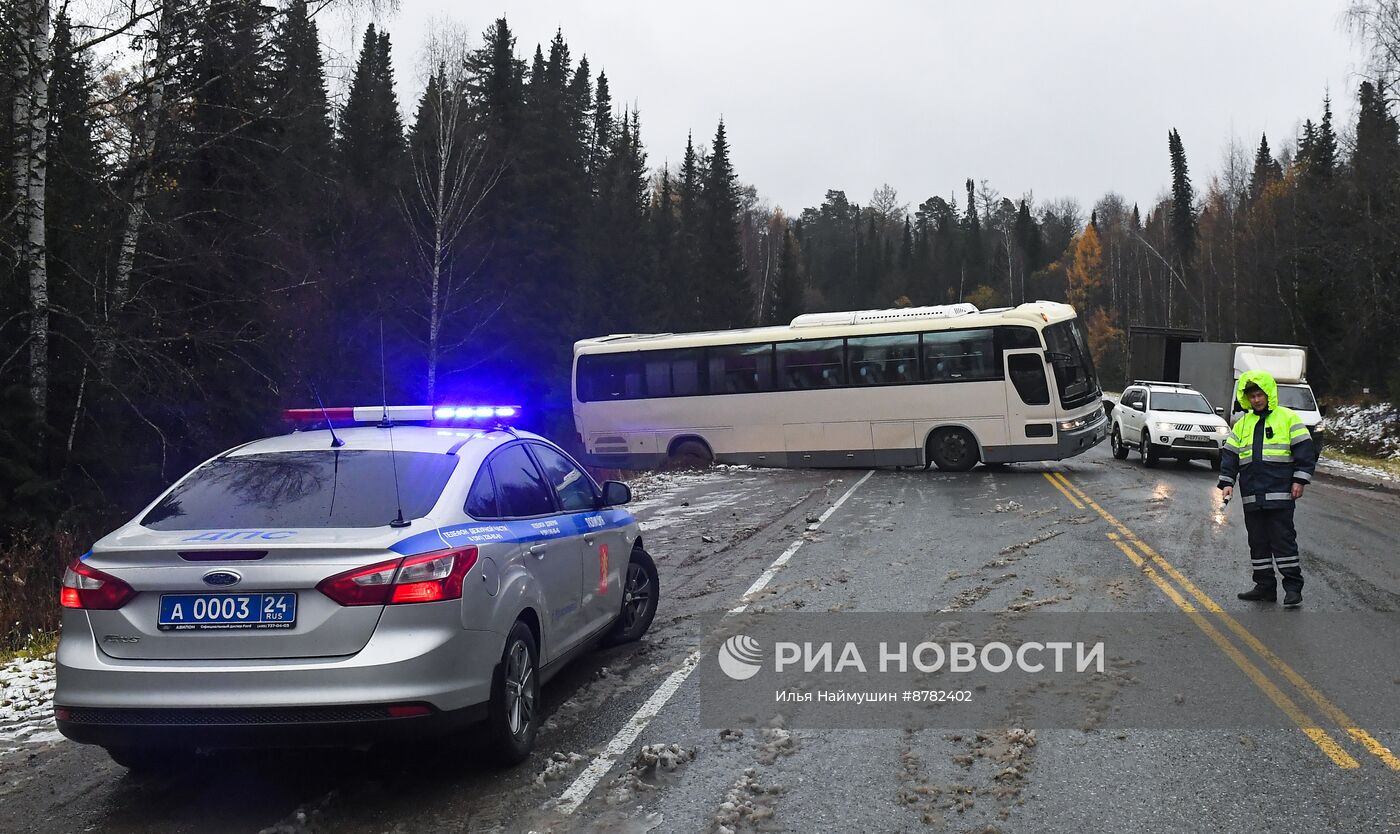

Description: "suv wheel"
1140 430 1159 468
606 548 659 645
486 620 540 766
1110 423 1129 459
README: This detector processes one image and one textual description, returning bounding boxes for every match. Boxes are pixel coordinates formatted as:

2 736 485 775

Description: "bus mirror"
600 480 632 507
1045 351 1071 363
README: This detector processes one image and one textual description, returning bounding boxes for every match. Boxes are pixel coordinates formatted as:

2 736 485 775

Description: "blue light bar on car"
433 405 521 421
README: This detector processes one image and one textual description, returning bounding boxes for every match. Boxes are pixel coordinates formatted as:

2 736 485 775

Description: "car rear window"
141 451 458 530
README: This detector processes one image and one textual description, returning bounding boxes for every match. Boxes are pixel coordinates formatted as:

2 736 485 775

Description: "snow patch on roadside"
1318 455 1397 483
625 466 760 534
1322 404 1400 459
0 655 57 745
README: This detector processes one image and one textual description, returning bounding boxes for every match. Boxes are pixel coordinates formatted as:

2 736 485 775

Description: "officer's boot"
1237 585 1277 602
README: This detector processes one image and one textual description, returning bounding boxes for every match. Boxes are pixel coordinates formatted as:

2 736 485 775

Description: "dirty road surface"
2 449 1398 833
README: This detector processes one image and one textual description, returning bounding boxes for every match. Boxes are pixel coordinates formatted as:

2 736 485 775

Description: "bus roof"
574 301 1078 355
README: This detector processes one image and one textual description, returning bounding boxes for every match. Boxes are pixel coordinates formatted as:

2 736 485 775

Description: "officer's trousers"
1243 506 1303 593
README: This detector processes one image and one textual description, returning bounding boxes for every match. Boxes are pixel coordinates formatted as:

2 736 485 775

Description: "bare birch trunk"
12 0 52 419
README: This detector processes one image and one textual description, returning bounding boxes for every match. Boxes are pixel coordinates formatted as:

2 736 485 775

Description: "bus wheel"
666 440 713 470
928 428 979 472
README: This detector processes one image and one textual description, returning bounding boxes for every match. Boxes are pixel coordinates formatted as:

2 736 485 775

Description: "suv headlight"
1153 422 1176 433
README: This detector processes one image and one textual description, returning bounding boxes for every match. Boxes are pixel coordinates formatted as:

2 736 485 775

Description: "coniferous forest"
4 0 1400 606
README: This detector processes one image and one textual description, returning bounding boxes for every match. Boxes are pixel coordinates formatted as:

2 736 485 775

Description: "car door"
1119 388 1143 437
527 442 623 638
488 443 584 663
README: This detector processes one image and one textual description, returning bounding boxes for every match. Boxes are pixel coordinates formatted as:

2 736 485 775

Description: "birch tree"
399 43 501 402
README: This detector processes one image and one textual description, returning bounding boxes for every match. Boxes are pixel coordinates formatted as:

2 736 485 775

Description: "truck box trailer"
1178 342 1324 439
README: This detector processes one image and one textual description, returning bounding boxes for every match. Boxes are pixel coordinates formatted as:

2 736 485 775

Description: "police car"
53 405 659 770
1109 381 1231 468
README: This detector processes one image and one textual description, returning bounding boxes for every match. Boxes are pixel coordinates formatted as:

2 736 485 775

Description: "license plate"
158 593 297 631
1185 434 1210 442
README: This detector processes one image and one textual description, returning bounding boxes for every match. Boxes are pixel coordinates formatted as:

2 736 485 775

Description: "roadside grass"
1 528 88 660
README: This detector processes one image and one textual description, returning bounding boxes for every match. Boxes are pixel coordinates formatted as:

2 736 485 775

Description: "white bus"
571 301 1107 471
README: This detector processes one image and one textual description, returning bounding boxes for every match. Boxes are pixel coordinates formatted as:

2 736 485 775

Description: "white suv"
1109 382 1231 469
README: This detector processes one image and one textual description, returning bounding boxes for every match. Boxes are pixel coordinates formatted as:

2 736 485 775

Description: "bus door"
1003 348 1058 449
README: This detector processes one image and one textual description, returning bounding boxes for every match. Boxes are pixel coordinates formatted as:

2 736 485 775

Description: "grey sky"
328 1 1364 217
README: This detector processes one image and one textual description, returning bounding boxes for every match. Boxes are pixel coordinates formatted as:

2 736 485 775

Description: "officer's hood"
1236 370 1278 411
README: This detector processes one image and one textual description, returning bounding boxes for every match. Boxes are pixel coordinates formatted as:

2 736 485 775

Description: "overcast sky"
327 1 1365 217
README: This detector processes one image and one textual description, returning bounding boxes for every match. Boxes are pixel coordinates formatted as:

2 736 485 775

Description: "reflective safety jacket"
1217 370 1317 511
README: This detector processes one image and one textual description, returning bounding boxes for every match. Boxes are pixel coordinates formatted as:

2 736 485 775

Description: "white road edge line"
553 469 875 816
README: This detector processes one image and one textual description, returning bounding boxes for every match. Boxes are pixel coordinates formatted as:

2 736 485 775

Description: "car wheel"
928 428 979 472
1110 424 1129 459
1140 431 1158 468
606 549 659 645
665 440 712 470
105 745 191 773
486 620 540 766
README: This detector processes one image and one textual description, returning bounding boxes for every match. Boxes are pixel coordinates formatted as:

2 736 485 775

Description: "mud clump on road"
535 751 588 786
711 767 785 834
604 743 697 805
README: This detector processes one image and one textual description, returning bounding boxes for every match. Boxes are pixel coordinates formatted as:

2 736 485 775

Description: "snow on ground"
1321 403 1400 459
624 465 759 535
0 654 58 748
1317 455 1397 483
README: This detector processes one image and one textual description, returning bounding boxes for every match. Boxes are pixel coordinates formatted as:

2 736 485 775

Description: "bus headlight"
1058 416 1090 432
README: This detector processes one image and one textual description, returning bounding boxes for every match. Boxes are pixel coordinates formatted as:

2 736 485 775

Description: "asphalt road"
1 447 1398 833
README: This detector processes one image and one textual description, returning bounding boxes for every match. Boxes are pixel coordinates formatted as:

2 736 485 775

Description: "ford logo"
203 570 241 587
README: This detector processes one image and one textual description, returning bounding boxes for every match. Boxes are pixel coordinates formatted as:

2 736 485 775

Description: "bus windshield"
1043 319 1100 409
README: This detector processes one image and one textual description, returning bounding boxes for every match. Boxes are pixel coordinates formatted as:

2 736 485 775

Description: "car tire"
486 620 540 766
605 548 659 645
666 440 712 470
1110 424 1129 459
928 428 979 472
1140 431 1159 468
104 745 191 773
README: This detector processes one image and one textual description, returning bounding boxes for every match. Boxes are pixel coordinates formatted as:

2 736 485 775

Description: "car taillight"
60 559 136 610
317 547 478 606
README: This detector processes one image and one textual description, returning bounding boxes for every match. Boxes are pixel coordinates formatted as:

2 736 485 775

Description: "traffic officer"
1217 370 1317 607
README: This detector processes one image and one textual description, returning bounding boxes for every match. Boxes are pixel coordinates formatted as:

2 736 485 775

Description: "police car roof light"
284 404 521 425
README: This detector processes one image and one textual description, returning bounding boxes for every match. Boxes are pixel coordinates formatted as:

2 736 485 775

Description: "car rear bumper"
54 605 503 748
54 701 489 749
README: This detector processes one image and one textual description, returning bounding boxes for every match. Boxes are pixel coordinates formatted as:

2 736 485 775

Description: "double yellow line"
1043 470 1400 773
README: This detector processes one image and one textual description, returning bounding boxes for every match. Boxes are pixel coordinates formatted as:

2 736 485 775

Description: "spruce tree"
770 227 804 325
695 119 749 328
269 0 332 204
1247 133 1283 204
1168 128 1196 274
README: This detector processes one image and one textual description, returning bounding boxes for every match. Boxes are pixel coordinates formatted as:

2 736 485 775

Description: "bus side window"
1008 354 1051 405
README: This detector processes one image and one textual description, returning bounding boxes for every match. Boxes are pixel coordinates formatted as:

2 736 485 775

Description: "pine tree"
1309 94 1338 180
695 119 749 328
961 178 984 297
1354 81 1399 199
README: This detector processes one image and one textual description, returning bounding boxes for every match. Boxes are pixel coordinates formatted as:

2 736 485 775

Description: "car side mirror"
1215 406 1225 416
1319 404 1329 417
1132 401 1145 412
600 480 631 507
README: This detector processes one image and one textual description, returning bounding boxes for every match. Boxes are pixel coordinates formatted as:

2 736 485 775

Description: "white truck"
1177 342 1325 444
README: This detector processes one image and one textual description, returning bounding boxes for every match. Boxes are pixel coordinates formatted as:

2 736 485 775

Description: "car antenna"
309 379 345 448
380 320 409 528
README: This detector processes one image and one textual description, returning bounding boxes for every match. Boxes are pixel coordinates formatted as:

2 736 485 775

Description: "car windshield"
141 451 458 530
1150 392 1213 414
1276 386 1317 411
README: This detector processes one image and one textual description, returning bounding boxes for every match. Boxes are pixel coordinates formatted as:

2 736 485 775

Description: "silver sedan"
54 419 659 770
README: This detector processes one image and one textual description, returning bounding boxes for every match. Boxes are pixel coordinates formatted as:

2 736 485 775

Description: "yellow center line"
1103 532 1358 769
1051 472 1400 773
1041 472 1084 509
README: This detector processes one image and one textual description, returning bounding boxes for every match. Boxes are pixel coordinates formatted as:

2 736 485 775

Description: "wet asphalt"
1 448 1398 833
